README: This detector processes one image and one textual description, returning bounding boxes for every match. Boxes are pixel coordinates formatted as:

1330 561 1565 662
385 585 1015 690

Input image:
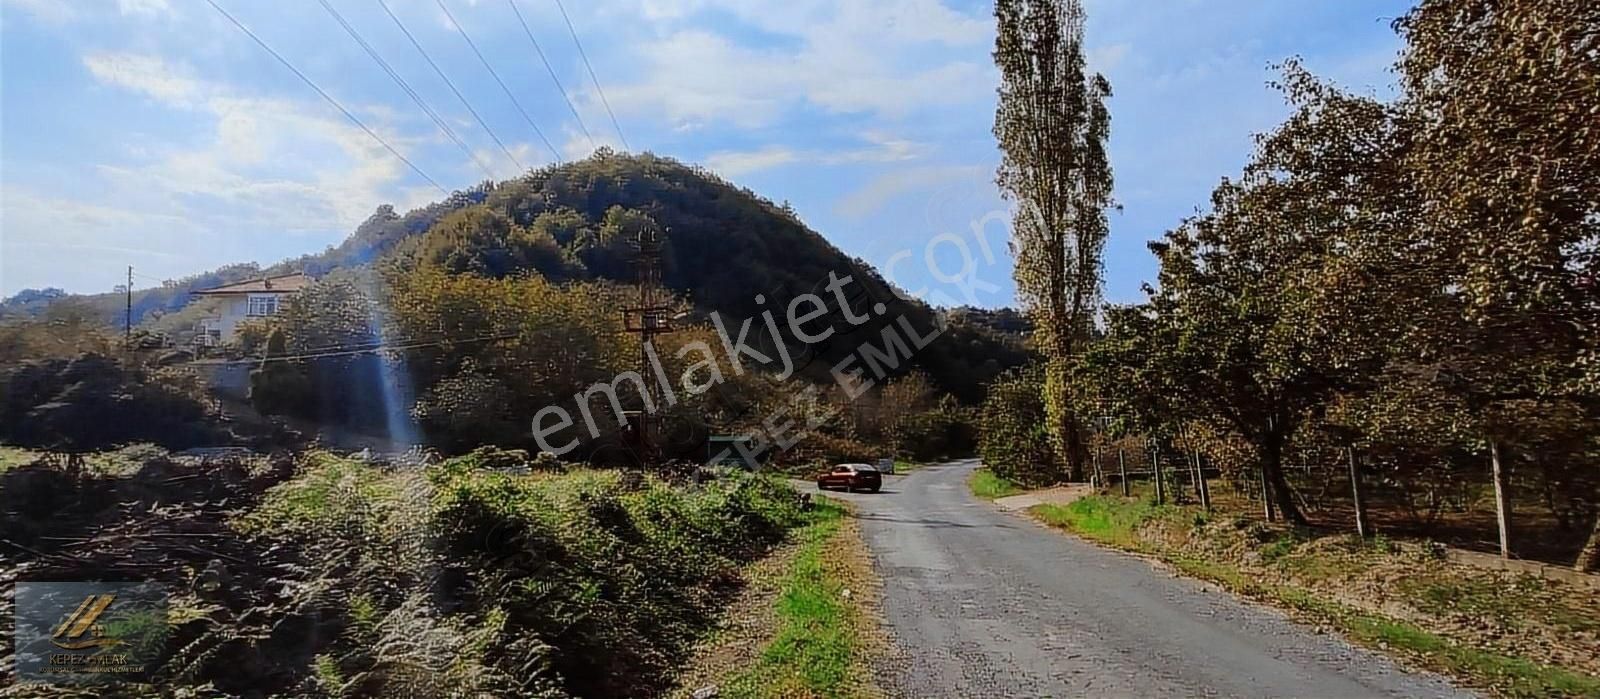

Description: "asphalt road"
816 459 1472 698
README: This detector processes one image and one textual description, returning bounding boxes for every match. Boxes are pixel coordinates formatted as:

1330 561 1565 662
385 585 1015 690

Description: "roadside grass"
0 446 39 472
1031 495 1170 549
723 499 876 699
969 468 1024 499
1027 493 1600 698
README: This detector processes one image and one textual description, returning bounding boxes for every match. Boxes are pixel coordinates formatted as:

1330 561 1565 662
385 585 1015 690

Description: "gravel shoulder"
835 459 1472 698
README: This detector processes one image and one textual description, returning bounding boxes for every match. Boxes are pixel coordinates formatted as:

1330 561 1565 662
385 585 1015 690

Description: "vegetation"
969 468 1025 500
1031 492 1600 697
994 0 1114 483
723 499 877 699
981 0 1600 570
977 365 1058 487
0 448 812 697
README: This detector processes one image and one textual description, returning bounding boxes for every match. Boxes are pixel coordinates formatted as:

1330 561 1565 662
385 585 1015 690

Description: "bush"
0 352 220 453
978 365 1062 487
233 453 806 698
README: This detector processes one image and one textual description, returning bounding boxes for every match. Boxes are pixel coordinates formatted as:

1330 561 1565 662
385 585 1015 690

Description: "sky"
0 0 1413 307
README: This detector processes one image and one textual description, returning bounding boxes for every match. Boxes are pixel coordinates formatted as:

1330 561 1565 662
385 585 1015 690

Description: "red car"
815 464 882 493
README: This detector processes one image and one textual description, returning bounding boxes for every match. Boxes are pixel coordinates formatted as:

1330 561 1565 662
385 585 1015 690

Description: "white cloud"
83 52 199 104
1 0 84 24
598 0 994 130
116 0 170 17
834 164 988 219
0 51 454 293
704 146 799 177
704 131 928 178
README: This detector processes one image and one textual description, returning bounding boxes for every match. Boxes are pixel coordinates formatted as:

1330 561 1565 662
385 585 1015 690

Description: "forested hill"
3 151 1027 402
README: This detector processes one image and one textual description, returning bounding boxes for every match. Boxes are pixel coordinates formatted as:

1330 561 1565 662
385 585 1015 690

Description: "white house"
192 273 312 346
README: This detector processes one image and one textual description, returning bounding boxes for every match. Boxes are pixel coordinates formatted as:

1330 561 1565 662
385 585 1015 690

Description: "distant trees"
993 0 1114 482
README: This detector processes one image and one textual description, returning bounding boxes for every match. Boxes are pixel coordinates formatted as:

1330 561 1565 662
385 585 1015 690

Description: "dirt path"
823 459 1473 698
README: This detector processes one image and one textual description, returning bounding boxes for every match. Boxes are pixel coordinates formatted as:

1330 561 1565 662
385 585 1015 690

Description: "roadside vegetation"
969 468 1024 500
719 499 881 699
0 447 813 697
1029 490 1600 697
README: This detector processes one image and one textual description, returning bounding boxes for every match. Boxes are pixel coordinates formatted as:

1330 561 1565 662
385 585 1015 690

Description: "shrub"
978 365 1062 487
231 452 806 699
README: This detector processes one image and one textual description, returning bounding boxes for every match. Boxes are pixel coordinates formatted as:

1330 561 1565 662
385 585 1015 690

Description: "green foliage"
227 453 810 698
0 352 218 453
424 462 804 697
995 0 1114 480
978 364 1063 487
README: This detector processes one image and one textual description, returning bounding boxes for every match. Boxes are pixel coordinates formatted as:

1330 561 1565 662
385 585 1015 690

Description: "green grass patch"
1031 495 1170 549
724 500 865 699
968 468 1024 499
0 446 40 472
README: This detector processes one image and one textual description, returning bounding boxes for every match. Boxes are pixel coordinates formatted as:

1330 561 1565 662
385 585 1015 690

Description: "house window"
246 295 279 317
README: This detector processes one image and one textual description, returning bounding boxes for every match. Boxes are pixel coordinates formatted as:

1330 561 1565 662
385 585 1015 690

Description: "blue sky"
0 0 1412 307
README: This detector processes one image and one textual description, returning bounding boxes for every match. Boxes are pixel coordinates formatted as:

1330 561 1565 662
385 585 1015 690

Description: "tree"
1395 0 1600 568
978 365 1058 487
993 0 1114 481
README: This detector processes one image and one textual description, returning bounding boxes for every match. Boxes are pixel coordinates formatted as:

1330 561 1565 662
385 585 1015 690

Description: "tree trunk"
1263 438 1306 525
1064 412 1087 482
1575 514 1600 573
1193 449 1211 511
1118 447 1130 497
1043 360 1086 482
1489 439 1512 559
1348 447 1369 538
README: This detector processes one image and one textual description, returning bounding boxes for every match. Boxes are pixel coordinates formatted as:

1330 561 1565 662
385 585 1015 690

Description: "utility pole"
124 266 133 347
622 225 674 470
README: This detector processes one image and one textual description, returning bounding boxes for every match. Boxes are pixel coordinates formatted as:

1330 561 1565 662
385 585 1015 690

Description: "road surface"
814 459 1471 698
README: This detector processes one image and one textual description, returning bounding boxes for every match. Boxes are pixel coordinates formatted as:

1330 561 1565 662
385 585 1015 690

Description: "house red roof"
193 273 313 295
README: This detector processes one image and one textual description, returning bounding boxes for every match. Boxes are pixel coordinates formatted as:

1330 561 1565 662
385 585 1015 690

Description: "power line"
210 332 520 365
376 0 528 174
317 0 498 181
551 0 628 151
203 0 448 196
507 0 594 149
433 0 562 163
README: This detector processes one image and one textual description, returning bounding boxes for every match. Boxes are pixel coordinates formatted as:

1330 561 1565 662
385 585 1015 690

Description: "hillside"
2 152 1027 405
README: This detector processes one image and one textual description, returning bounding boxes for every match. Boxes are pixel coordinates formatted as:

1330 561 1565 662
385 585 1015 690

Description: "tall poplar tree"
993 0 1113 481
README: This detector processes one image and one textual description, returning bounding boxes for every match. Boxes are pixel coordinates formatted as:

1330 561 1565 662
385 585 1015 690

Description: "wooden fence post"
1489 439 1512 558
1348 446 1369 538
1118 447 1130 497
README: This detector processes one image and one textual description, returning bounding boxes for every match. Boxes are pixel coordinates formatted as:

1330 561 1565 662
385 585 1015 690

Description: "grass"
0 446 40 470
1031 495 1167 549
968 468 1025 499
724 499 870 699
1027 492 1600 698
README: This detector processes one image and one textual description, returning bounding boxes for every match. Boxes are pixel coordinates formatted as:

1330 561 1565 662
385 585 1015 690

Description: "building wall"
199 293 293 345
